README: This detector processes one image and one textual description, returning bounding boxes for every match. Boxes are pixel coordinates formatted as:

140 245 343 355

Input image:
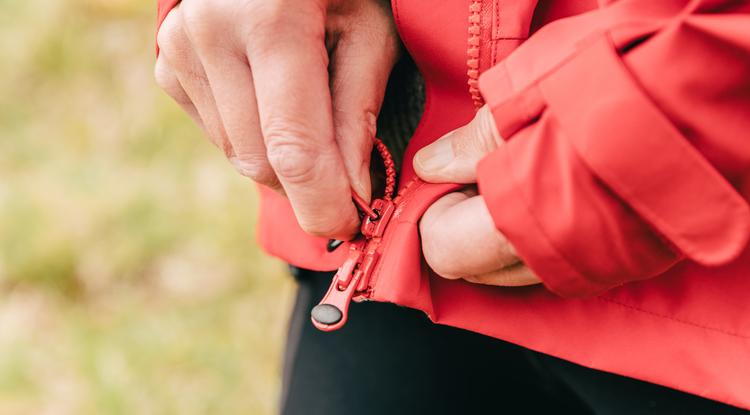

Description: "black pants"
280 269 747 415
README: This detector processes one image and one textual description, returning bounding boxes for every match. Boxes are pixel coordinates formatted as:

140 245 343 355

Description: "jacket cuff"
477 34 750 297
477 143 613 297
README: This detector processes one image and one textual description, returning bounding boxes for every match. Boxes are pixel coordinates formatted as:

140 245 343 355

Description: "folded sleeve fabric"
476 0 750 297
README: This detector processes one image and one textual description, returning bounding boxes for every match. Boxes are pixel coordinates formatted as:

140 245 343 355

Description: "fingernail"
352 180 369 204
415 136 454 174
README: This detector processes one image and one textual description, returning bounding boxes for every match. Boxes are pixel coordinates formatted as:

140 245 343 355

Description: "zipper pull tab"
311 241 365 331
311 198 396 331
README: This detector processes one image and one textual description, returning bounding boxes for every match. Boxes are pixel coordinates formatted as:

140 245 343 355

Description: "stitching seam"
599 296 750 339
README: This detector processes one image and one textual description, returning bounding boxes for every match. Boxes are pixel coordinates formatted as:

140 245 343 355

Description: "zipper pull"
311 137 397 332
311 241 365 331
310 198 395 332
361 198 395 238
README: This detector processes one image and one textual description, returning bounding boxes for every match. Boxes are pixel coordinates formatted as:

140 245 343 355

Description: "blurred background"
0 0 294 413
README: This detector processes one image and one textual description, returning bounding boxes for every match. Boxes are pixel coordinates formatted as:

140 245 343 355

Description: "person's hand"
414 106 541 286
154 0 400 239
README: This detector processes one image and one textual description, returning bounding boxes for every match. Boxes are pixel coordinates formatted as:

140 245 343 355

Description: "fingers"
156 0 398 239
414 105 502 183
420 191 541 286
329 4 401 200
180 4 279 190
464 264 541 287
421 191 519 278
156 7 233 157
154 57 205 131
247 5 360 238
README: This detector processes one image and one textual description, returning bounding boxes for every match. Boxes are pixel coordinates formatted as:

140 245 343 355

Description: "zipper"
467 0 485 108
310 196 397 331
312 0 489 331
311 138 398 332
310 177 424 332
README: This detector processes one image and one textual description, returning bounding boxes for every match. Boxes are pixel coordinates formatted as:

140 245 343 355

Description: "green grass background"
0 0 294 413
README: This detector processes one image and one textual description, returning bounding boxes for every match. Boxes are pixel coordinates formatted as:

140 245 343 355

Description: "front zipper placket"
311 0 488 330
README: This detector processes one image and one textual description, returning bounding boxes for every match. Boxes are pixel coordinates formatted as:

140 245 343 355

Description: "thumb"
414 105 501 183
330 13 401 201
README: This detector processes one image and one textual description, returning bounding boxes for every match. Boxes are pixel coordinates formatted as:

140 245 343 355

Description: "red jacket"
157 0 750 408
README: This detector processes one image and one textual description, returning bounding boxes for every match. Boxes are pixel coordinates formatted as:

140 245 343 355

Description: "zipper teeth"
373 138 396 201
362 0 490 296
366 179 426 296
360 179 419 298
393 177 423 202
324 4 489 323
467 0 484 109
361 241 381 298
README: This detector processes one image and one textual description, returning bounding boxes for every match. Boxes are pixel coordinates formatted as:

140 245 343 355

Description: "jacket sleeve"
156 0 181 55
476 0 750 297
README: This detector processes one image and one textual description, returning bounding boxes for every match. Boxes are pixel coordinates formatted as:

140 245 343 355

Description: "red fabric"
477 0 750 297
156 0 750 408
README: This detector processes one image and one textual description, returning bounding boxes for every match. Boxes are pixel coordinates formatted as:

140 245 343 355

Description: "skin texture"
154 0 400 240
415 106 541 287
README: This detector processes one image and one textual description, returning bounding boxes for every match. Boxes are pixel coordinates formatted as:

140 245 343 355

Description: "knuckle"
246 3 284 34
299 220 342 238
420 223 446 273
245 6 325 58
420 219 461 279
231 153 277 185
244 21 284 59
265 131 321 185
180 1 262 57
246 2 297 35
156 12 185 56
153 58 180 96
450 115 496 160
474 106 501 151
450 129 471 158
180 1 232 46
180 0 213 27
